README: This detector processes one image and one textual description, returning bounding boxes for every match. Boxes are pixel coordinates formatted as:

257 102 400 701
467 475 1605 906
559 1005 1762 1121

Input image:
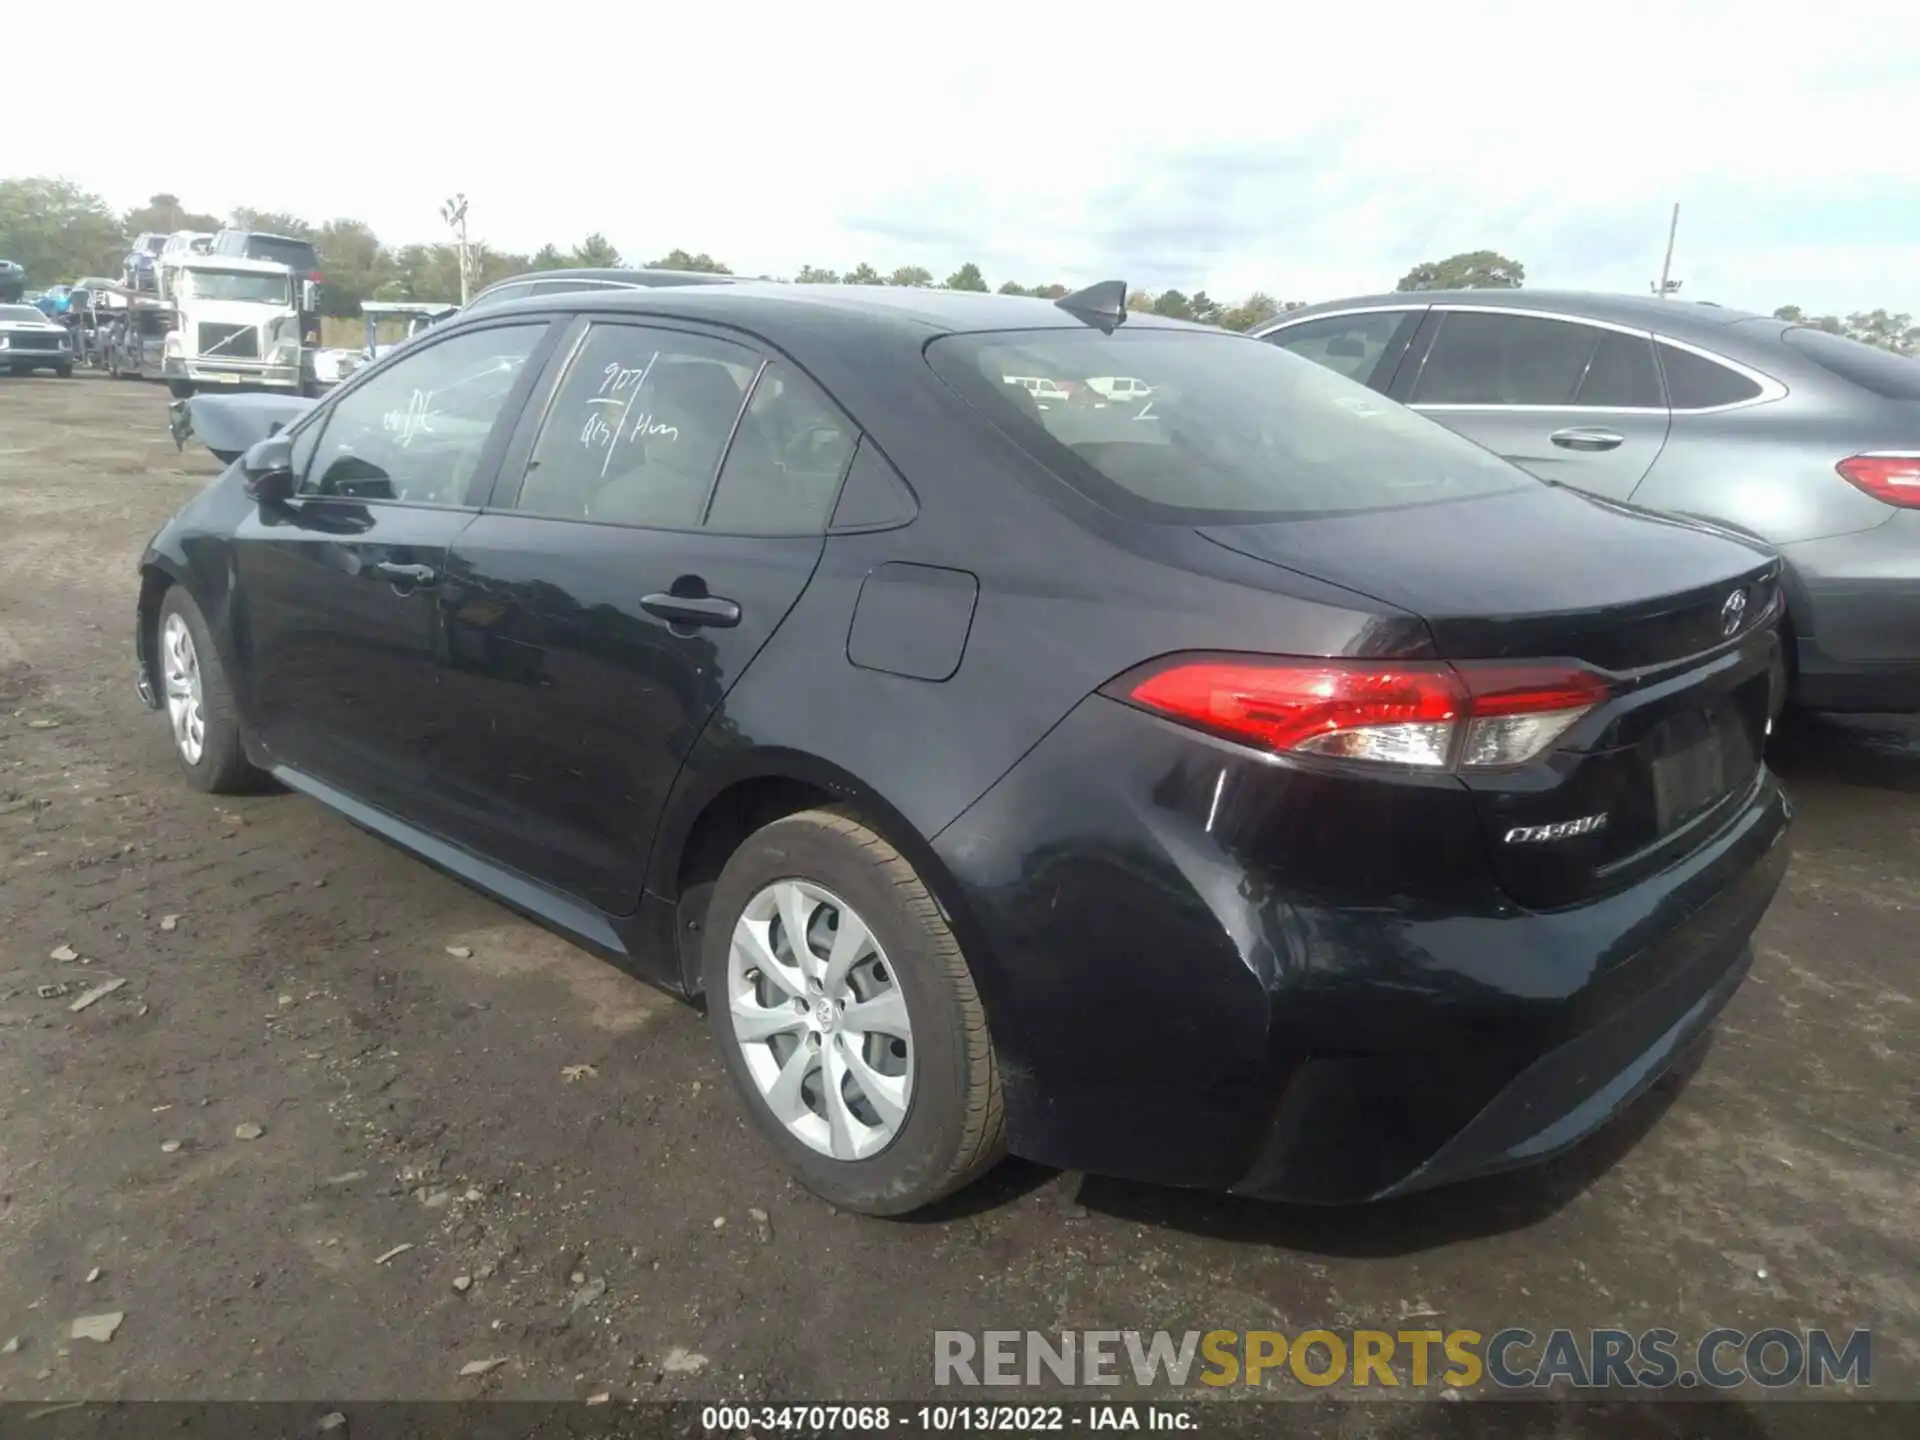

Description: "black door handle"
1550 427 1626 452
374 560 437 588
641 592 741 628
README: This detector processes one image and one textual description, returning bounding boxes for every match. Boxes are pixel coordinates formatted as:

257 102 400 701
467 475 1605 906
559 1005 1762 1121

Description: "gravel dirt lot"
1 376 1915 1427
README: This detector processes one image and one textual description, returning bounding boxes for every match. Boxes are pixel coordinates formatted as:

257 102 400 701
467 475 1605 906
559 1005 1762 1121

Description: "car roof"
477 266 737 294
1265 288 1775 344
476 280 1208 344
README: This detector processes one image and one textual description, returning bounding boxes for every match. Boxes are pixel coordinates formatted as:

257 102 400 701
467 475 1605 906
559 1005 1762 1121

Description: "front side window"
1410 312 1659 407
1266 311 1413 386
467 283 534 312
706 361 859 534
299 323 545 505
929 327 1532 522
511 324 757 526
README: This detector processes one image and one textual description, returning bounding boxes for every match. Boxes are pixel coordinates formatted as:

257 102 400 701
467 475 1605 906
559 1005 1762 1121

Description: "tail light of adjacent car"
1113 657 1611 771
1836 454 1920 509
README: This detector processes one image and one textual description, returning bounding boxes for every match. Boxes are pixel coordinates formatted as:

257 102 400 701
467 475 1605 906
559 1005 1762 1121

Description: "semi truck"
160 254 322 397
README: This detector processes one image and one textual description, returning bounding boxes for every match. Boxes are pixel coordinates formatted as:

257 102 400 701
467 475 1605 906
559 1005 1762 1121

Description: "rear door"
233 318 557 816
1390 307 1671 500
430 317 857 913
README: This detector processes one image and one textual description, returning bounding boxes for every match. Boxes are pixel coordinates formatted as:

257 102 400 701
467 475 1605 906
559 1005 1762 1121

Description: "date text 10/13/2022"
702 1406 1196 1432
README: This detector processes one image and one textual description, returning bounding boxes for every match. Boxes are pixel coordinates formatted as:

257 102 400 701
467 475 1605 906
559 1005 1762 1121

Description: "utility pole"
441 194 472 307
1652 203 1682 298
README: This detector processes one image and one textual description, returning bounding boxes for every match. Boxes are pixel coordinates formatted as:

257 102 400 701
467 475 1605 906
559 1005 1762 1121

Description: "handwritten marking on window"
382 389 437 446
576 351 678 479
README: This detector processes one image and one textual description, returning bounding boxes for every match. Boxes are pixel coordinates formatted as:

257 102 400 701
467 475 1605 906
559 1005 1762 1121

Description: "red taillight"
1121 658 1608 770
309 270 324 284
1836 454 1920 508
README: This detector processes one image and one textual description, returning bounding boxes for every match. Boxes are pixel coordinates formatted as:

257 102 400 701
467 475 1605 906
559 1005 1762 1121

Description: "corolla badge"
1720 588 1748 637
1504 814 1609 844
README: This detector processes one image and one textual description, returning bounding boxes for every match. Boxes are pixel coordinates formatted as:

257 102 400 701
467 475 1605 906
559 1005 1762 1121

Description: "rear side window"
1410 312 1659 407
706 362 859 535
1780 326 1920 401
1657 343 1764 409
928 329 1532 522
511 323 757 527
1265 311 1412 387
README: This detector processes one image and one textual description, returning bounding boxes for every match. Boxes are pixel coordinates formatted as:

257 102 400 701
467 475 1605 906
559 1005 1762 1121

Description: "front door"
233 319 555 817
1391 308 1672 501
430 318 859 915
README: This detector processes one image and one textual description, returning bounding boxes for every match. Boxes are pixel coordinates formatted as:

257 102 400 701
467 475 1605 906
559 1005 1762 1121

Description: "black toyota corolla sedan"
134 281 1793 1214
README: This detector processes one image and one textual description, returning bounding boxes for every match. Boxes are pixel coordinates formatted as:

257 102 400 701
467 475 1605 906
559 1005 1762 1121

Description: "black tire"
703 807 1004 1216
54 364 72 379
155 587 263 794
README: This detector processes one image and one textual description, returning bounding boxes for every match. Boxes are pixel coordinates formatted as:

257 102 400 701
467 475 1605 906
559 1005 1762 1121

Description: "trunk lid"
1199 485 1784 908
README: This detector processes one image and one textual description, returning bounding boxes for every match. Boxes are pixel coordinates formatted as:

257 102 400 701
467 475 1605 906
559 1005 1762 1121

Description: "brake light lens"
1836 454 1920 508
1120 658 1609 770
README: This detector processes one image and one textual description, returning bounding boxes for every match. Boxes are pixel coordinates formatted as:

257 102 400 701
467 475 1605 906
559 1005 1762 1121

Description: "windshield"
183 270 291 305
0 305 44 323
927 328 1533 522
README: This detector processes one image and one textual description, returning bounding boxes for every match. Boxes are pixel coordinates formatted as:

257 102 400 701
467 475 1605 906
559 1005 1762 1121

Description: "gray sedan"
1255 290 1920 713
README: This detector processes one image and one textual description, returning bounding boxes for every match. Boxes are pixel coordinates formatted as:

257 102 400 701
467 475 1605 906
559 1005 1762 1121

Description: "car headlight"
0 336 10 350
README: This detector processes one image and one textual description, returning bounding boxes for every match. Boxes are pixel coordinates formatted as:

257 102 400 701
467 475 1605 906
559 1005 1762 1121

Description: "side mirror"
241 434 296 504
301 280 321 312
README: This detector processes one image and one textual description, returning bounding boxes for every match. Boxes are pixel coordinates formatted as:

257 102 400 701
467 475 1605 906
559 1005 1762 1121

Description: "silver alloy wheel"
161 611 206 765
727 879 915 1160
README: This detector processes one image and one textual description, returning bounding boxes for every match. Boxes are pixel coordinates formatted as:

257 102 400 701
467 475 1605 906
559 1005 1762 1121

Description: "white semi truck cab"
162 255 321 396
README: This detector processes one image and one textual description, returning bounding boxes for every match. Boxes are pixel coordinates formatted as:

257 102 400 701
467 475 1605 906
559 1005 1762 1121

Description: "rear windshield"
1782 326 1920 401
244 235 319 272
927 328 1533 521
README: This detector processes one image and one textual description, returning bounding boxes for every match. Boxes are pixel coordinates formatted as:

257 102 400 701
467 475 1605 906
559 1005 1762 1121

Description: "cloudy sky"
20 1 1920 315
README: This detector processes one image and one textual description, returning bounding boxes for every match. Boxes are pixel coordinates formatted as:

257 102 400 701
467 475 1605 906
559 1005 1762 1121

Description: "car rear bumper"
1781 514 1920 712
933 694 1793 1204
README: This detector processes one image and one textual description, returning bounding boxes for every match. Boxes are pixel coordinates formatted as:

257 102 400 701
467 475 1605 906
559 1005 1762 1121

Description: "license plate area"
1649 701 1759 834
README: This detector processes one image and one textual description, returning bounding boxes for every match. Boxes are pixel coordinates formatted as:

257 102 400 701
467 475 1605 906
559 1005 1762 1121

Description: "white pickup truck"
161 255 320 397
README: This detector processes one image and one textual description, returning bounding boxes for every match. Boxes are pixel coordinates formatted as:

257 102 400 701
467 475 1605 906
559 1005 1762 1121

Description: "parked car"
1086 375 1153 404
124 232 170 291
464 266 735 312
0 259 25 304
0 302 75 376
1256 291 1920 713
211 228 323 281
1003 374 1071 408
135 282 1792 1215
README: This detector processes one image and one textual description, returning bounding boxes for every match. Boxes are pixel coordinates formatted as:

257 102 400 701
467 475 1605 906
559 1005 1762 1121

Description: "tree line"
1 177 1912 352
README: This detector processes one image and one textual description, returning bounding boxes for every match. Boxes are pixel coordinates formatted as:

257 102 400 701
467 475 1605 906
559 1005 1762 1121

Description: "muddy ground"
0 375 1914 1426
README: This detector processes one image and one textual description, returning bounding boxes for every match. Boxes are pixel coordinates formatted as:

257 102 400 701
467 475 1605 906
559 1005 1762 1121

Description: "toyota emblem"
1720 589 1747 637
